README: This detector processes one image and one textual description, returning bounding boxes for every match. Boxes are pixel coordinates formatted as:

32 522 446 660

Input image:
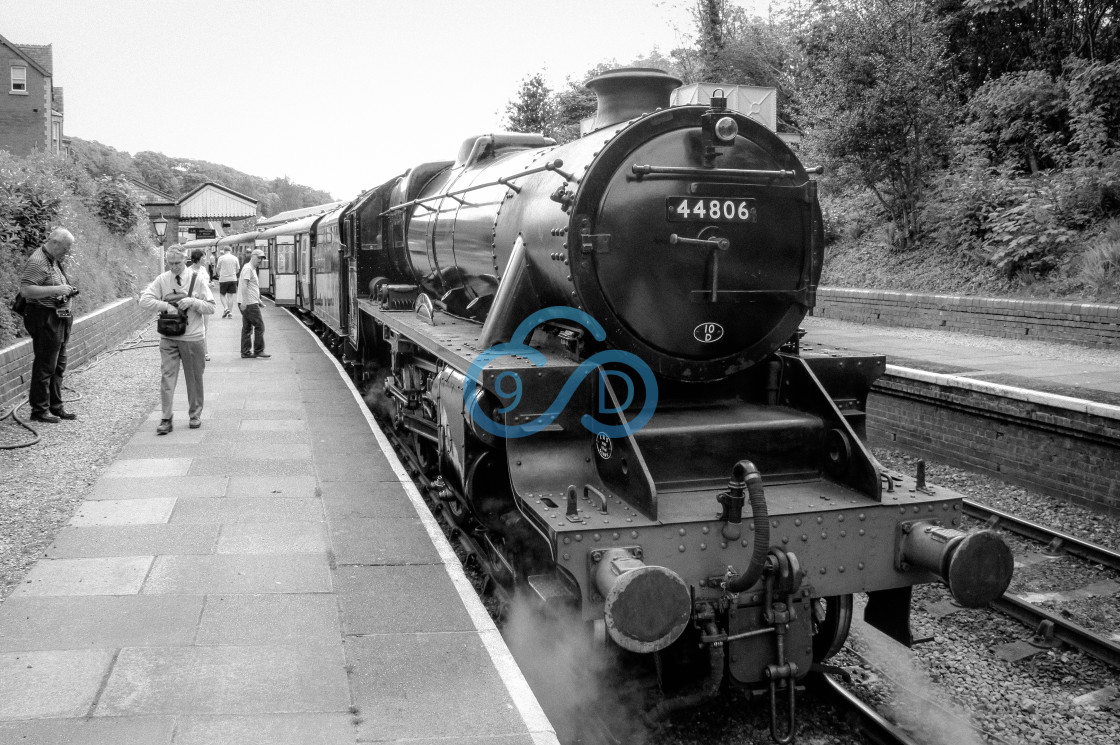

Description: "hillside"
69 137 334 218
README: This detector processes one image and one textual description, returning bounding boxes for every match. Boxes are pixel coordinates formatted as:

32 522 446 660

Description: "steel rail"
990 594 1120 670
807 674 919 745
963 499 1120 572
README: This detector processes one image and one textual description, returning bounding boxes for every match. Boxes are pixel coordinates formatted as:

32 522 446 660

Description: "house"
0 31 65 157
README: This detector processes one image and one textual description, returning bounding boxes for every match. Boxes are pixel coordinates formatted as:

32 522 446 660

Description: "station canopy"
177 182 258 220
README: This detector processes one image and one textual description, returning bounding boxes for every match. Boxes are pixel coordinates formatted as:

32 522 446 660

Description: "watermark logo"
464 307 659 439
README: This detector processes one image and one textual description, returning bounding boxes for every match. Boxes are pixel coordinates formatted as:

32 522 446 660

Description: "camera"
66 287 80 298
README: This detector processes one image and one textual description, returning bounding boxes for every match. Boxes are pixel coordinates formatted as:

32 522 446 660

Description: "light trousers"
159 336 206 420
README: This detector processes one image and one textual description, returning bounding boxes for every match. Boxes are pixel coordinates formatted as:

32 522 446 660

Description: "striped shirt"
19 247 70 309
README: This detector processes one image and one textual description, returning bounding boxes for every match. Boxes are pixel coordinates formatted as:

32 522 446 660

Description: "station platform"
0 300 557 745
802 315 1120 408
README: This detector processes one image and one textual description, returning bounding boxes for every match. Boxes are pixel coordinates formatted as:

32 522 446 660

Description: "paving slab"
195 594 341 646
0 716 175 745
0 649 114 719
69 497 177 526
245 399 305 411
334 565 475 634
329 518 442 566
95 645 350 716
315 454 399 482
104 457 193 478
46 524 219 558
0 595 203 650
12 556 153 597
84 476 228 500
215 522 329 554
226 475 318 498
116 442 313 460
201 429 311 444
141 554 332 594
172 713 355 745
322 492 420 521
192 457 315 478
209 409 308 421
345 633 528 741
238 419 309 431
171 497 323 524
307 416 377 434
309 434 383 455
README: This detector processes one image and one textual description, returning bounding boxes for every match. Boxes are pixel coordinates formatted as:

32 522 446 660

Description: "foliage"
960 70 1068 173
799 0 956 249
67 138 334 217
503 73 556 137
0 152 159 349
95 177 145 235
1075 218 1120 293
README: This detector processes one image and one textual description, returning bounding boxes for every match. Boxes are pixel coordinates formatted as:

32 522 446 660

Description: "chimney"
585 68 683 131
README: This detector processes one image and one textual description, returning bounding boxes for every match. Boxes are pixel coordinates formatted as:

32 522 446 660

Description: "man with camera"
17 227 79 423
139 245 216 435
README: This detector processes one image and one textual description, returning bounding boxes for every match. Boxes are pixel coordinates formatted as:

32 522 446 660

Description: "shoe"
241 354 254 358
223 310 231 318
156 419 173 435
30 412 60 423
189 418 201 429
254 353 271 359
205 354 211 361
50 408 77 420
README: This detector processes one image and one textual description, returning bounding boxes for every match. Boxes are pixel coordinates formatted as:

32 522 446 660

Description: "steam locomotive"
250 68 1015 741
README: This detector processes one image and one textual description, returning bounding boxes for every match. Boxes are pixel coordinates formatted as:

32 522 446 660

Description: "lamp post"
152 213 168 247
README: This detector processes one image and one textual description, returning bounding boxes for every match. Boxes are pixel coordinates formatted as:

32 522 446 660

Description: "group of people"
16 230 270 436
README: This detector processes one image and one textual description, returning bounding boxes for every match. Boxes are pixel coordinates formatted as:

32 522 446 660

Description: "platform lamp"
152 213 168 246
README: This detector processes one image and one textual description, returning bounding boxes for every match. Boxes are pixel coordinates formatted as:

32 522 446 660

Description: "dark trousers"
241 303 265 356
23 304 73 415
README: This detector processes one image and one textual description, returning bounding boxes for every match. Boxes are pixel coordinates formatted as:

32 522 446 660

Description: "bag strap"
187 270 197 296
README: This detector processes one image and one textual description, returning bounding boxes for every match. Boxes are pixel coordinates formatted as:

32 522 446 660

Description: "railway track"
960 498 1120 670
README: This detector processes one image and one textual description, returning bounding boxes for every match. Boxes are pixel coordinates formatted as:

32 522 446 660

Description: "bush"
0 152 159 349
1075 219 1120 295
95 177 145 235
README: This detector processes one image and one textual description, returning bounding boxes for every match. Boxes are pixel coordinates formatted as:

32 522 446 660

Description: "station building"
0 31 66 157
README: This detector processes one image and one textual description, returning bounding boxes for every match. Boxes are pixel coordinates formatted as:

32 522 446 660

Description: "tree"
801 0 957 249
503 73 556 135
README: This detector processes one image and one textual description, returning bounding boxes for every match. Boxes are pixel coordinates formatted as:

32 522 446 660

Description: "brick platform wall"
0 298 154 410
815 288 1120 348
867 371 1120 516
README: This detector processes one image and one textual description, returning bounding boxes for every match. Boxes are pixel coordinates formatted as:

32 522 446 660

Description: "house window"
11 66 26 93
52 121 61 153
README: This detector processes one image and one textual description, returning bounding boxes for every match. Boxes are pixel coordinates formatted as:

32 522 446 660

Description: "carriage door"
298 233 312 310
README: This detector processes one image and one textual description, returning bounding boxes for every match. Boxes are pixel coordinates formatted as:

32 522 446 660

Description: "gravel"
0 329 160 601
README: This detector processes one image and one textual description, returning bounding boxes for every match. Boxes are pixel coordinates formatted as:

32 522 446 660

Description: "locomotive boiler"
331 68 1014 741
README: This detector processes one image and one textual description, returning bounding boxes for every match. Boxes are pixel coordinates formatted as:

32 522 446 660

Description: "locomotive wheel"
811 594 854 662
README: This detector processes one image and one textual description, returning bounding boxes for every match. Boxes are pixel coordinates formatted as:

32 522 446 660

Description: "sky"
2 0 769 201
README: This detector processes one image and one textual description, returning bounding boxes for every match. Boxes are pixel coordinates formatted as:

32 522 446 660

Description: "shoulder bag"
156 272 197 337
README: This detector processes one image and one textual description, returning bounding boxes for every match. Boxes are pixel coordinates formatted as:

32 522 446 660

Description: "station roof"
177 182 259 220
257 200 347 228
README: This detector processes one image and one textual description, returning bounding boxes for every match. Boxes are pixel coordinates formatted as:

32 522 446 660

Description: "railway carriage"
216 231 269 293
257 215 317 307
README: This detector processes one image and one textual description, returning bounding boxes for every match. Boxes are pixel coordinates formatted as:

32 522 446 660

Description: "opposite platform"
0 298 557 745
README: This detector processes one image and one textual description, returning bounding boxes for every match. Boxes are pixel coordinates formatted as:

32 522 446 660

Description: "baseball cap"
251 249 265 258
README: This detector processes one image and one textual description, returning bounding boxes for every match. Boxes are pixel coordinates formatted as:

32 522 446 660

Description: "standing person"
139 245 216 434
215 246 240 319
237 248 270 359
188 248 213 361
17 227 78 423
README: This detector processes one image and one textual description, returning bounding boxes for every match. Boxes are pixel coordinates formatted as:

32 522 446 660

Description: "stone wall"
0 298 153 410
815 288 1120 348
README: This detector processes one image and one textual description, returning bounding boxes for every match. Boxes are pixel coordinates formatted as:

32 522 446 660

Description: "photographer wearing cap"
237 248 270 359
139 245 216 435
17 227 79 423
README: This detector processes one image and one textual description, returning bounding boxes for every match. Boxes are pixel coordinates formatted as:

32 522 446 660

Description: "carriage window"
274 240 295 273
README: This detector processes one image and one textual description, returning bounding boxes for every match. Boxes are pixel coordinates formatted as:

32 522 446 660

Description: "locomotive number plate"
666 197 756 223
